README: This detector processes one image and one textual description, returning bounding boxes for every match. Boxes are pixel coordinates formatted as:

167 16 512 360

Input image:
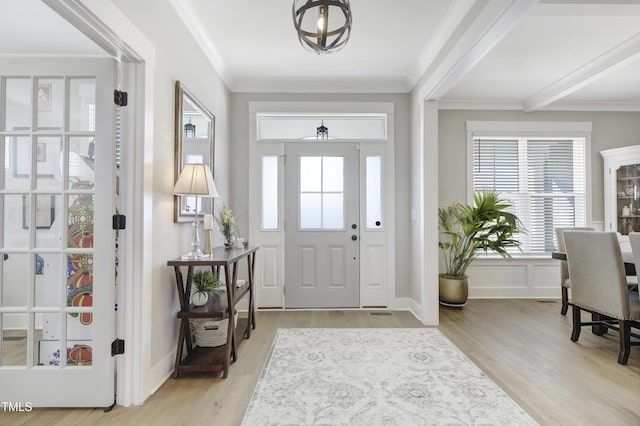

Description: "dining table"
552 251 636 276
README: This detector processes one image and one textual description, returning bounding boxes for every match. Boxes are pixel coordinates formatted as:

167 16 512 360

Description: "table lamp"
173 163 219 259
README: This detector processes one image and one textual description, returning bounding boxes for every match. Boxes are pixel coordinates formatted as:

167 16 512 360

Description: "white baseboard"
394 297 424 323
147 351 175 400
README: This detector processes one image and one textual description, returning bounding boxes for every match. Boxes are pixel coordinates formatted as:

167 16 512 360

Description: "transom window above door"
257 114 387 140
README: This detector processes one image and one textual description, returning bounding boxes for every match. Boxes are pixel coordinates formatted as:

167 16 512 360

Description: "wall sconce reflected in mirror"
184 118 196 138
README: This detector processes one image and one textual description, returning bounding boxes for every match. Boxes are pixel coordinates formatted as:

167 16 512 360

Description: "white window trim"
465 120 593 256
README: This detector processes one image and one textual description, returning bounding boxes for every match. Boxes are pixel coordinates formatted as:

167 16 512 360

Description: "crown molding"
231 77 410 94
167 0 233 91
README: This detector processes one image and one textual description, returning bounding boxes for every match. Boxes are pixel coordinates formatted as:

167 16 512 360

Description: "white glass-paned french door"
0 59 117 407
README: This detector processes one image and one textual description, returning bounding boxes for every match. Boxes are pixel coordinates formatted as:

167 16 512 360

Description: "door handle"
351 235 358 241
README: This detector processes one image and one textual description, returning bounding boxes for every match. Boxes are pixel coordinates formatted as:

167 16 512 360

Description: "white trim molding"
248 101 397 311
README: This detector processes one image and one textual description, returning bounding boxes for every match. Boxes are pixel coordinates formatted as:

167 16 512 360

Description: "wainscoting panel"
466 257 560 299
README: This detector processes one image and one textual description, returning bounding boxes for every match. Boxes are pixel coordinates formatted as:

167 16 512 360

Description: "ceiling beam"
415 0 538 102
523 32 640 111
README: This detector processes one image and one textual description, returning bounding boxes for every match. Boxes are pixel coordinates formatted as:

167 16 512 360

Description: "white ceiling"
1 0 639 111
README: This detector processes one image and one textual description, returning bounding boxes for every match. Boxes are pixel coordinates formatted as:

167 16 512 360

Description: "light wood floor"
3 300 639 425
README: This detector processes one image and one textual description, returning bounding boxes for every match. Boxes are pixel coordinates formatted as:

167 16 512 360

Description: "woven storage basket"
189 312 239 348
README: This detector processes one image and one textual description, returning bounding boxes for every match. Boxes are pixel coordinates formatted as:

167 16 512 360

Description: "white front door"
284 143 359 308
0 58 117 407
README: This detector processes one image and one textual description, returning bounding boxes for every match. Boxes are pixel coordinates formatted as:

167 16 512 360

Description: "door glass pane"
33 312 53 367
262 156 278 230
1 313 27 366
36 313 61 366
36 135 63 190
4 78 31 131
66 321 92 367
366 156 382 229
300 157 321 192
323 193 344 229
4 135 31 190
35 195 61 249
36 78 64 130
66 253 93 308
69 136 95 189
300 193 321 229
34 253 62 307
2 253 29 306
3 194 29 249
68 194 94 248
322 157 343 192
69 78 96 132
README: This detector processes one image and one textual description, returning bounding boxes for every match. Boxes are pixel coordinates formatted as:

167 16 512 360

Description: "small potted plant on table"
216 205 236 249
190 269 222 306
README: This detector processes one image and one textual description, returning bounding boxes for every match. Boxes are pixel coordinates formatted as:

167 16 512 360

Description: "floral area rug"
242 328 538 425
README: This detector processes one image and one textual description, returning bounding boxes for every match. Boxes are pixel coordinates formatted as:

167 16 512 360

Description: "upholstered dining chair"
555 227 594 315
563 230 640 365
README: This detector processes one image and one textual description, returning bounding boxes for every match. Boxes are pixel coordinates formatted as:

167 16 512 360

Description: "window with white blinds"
472 137 586 254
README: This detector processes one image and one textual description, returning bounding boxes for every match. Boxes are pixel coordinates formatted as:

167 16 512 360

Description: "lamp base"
181 249 209 260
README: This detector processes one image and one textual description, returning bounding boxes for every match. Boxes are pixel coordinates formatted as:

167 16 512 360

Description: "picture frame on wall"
22 195 56 229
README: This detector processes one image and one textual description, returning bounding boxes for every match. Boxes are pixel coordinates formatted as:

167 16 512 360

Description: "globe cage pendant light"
293 0 352 55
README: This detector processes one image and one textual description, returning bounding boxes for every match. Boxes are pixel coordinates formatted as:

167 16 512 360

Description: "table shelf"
174 318 250 377
177 283 250 319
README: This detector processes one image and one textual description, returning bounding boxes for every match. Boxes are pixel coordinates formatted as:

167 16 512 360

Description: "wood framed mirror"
174 81 215 222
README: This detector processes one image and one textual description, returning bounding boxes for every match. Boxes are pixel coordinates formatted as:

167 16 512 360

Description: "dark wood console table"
167 246 258 378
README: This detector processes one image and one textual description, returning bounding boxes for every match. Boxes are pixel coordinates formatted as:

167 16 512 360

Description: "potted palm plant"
189 269 222 306
438 190 525 307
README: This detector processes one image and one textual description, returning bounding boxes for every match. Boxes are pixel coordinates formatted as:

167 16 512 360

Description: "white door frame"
43 0 156 407
248 101 396 309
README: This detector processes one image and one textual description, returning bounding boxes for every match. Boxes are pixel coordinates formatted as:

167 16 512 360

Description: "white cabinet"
601 145 640 237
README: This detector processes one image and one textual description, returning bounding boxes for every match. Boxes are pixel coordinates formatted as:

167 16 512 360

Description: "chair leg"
561 286 569 316
571 305 582 342
618 320 631 365
592 313 607 336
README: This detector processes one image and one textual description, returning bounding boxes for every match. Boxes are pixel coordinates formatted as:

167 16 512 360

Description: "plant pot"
191 291 208 307
439 275 468 307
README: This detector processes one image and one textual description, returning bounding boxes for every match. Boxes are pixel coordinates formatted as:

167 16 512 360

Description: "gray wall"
230 93 412 298
438 110 640 221
112 0 232 374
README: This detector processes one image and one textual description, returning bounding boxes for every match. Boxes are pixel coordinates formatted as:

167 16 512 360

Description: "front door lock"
351 235 358 241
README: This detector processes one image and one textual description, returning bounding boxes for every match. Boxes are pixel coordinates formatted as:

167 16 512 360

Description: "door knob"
351 224 357 229
351 235 358 241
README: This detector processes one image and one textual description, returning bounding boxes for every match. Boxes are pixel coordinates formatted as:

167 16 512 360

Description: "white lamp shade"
173 163 220 198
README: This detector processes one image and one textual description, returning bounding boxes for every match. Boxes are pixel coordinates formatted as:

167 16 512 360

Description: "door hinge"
114 90 128 107
111 339 125 356
112 214 126 230
283 286 286 295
